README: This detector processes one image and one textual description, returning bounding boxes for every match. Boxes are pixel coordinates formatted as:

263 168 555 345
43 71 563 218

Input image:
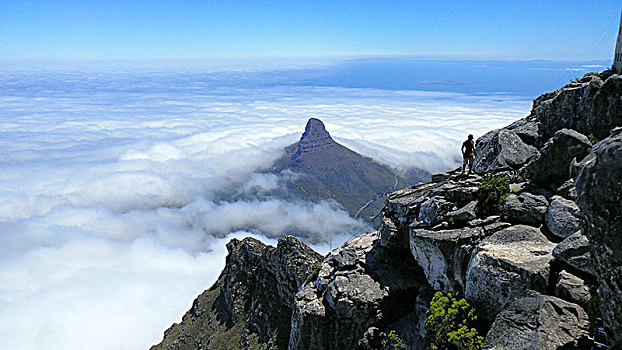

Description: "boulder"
465 225 556 321
556 270 592 308
379 216 408 250
506 117 541 146
552 232 596 277
502 192 548 226
446 200 477 223
545 195 581 240
482 290 591 350
523 129 592 188
474 128 538 173
416 196 449 227
289 232 427 350
556 179 577 200
574 128 622 347
409 227 486 293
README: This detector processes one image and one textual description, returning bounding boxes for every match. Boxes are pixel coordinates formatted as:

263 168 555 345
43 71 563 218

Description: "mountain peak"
301 118 331 141
297 118 333 154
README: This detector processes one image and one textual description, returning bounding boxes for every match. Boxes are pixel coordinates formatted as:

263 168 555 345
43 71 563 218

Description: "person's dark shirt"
462 139 475 156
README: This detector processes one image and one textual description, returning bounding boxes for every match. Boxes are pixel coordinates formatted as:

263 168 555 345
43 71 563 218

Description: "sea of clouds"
0 58 600 350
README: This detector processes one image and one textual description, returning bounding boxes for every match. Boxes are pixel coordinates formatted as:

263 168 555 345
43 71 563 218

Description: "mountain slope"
272 118 428 218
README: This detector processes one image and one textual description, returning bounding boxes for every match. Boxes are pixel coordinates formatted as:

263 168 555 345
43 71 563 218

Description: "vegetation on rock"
476 173 510 217
424 292 483 350
379 330 407 350
305 264 322 284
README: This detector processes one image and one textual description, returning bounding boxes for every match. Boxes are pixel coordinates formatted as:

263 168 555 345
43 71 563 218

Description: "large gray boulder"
545 195 581 240
474 129 538 173
483 290 591 350
506 117 541 146
556 270 592 308
465 225 556 321
523 129 592 188
289 232 428 350
409 227 486 293
416 196 451 227
552 232 596 277
502 192 548 226
446 200 478 223
574 128 622 347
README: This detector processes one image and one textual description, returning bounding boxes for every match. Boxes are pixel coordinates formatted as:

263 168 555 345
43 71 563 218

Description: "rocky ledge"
152 72 621 349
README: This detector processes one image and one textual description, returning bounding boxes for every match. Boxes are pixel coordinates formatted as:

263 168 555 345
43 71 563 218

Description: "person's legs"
467 157 473 175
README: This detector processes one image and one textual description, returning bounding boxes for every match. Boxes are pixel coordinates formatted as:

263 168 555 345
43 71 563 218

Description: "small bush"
587 134 598 145
380 330 407 350
570 72 599 83
476 173 510 217
448 217 455 226
424 292 483 350
305 264 322 284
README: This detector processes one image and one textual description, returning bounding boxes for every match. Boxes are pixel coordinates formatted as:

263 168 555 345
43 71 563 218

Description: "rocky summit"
152 72 622 349
272 118 429 219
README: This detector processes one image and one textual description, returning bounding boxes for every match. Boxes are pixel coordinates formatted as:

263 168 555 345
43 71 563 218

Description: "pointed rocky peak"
297 118 334 154
300 118 332 142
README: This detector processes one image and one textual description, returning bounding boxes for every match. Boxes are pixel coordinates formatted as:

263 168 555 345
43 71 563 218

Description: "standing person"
461 134 475 175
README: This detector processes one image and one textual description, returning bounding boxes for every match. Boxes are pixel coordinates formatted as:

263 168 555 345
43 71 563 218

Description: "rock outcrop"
523 129 592 189
151 236 322 350
474 129 538 173
574 127 622 348
289 232 429 350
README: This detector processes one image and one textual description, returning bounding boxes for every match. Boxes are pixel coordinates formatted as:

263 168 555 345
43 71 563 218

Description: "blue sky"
1 0 620 59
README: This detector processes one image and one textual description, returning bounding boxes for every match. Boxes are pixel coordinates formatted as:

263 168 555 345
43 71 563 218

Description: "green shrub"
305 264 322 284
424 292 483 350
587 134 598 145
380 330 407 350
476 173 510 217
570 72 599 83
448 217 455 226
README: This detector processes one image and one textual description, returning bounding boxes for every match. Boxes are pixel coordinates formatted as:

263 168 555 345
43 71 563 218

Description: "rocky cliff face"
150 236 322 350
152 73 621 350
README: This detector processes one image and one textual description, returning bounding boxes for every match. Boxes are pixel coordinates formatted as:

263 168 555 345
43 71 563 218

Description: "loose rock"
465 225 556 320
545 195 581 240
502 192 548 226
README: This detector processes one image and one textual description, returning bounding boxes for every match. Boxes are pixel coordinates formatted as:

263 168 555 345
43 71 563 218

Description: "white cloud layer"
0 60 531 350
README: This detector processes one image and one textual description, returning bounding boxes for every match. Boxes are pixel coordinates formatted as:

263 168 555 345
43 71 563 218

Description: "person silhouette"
461 134 475 175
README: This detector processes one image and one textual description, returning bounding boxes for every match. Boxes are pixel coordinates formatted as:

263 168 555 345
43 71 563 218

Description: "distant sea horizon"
1 56 610 96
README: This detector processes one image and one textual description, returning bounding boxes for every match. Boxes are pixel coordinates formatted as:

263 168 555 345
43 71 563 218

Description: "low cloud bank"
0 60 531 349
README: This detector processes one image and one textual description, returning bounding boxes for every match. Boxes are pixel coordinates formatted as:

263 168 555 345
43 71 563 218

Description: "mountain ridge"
272 118 429 219
152 70 622 350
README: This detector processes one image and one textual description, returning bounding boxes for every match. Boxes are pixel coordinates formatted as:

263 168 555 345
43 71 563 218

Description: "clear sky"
0 0 620 59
